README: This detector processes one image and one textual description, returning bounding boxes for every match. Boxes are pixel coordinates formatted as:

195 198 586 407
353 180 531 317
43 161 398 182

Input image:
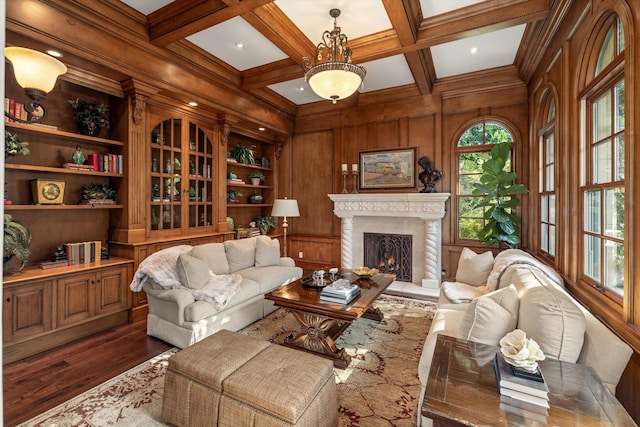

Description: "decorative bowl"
352 267 379 278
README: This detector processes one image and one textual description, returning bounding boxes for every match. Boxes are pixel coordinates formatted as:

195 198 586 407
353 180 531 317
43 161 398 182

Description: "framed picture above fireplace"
359 147 417 190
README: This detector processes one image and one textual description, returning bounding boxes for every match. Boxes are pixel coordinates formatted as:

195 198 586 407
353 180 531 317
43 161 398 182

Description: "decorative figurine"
72 145 85 165
418 156 443 193
152 157 158 172
51 245 67 262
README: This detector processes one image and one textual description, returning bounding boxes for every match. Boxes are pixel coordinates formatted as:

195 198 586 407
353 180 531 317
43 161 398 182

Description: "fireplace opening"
363 232 412 282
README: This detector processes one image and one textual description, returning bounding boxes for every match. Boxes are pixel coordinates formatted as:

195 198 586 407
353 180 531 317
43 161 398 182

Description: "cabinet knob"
6 297 10 303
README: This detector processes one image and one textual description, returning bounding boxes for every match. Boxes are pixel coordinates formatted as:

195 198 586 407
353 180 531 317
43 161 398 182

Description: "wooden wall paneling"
288 236 340 272
290 131 335 237
373 120 401 149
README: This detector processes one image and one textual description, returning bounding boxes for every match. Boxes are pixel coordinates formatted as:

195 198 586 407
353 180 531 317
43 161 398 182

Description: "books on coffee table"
320 279 361 304
494 352 549 407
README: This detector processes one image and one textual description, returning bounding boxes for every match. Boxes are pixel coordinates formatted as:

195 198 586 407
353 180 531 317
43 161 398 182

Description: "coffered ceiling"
120 0 551 106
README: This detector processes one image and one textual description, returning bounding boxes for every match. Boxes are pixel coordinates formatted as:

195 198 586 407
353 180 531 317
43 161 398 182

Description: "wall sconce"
4 47 67 124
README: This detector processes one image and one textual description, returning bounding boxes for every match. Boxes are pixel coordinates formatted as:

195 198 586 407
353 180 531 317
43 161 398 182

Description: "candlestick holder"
341 170 349 193
351 170 359 193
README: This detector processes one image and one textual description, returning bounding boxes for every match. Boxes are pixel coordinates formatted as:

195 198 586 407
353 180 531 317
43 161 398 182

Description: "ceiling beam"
148 0 273 45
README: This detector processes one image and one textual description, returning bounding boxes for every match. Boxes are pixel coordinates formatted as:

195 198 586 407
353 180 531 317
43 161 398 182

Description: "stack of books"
319 279 361 304
494 353 550 408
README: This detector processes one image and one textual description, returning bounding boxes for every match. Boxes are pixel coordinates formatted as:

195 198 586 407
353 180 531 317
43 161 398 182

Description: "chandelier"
302 9 366 104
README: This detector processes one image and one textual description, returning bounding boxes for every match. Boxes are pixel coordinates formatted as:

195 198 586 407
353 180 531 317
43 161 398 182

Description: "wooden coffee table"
264 271 395 368
422 334 635 426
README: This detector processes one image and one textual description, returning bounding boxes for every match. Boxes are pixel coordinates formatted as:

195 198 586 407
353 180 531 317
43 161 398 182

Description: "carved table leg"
363 306 384 321
284 310 352 368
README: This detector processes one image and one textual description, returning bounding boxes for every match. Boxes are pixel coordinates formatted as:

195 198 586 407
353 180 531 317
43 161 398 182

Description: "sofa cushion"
518 270 585 362
456 247 494 286
190 243 229 275
255 236 280 267
176 253 210 290
458 285 519 346
239 265 303 293
184 277 261 322
224 238 257 273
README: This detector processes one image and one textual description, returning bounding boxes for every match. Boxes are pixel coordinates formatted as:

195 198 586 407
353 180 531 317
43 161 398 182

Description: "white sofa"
130 235 302 349
417 249 633 426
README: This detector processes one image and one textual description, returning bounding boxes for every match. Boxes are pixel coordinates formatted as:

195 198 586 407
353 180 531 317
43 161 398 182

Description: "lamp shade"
5 47 67 93
271 199 300 217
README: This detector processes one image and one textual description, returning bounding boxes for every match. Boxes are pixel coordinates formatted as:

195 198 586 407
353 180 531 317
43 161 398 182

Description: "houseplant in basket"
80 183 117 205
5 130 30 157
69 98 110 137
255 214 277 235
4 214 31 273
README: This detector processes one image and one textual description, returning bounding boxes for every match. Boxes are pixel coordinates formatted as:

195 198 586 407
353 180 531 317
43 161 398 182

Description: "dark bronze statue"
418 156 443 193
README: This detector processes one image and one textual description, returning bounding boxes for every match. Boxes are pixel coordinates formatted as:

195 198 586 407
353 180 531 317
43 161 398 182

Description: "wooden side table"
422 334 635 426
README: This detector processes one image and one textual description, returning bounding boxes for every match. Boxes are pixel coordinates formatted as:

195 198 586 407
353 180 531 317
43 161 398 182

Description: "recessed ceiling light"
258 127 266 131
296 86 305 92
46 50 63 58
188 101 198 107
470 47 478 54
234 42 244 49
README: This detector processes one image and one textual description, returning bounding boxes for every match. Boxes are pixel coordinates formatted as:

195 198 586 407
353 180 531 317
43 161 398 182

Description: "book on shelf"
39 260 70 270
63 163 95 171
494 352 549 405
25 122 58 130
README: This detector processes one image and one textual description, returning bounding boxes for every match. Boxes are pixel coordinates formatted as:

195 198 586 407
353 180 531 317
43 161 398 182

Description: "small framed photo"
359 147 417 190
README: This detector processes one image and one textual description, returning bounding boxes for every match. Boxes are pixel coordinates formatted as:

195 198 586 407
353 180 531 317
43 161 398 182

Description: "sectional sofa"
417 248 633 426
130 235 302 348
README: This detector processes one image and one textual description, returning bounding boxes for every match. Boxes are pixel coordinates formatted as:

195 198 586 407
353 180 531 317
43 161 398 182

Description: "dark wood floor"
3 320 173 427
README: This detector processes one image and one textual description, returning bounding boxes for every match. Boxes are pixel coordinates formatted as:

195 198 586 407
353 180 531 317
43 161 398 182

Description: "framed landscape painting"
359 147 417 190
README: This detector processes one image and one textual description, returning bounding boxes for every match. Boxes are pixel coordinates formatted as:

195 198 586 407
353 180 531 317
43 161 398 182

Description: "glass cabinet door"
150 117 214 234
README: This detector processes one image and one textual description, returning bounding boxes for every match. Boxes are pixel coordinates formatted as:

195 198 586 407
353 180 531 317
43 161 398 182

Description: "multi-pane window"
540 98 556 256
581 16 625 298
457 122 513 241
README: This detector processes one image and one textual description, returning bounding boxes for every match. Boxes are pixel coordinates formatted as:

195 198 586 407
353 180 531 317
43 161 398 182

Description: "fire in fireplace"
363 232 412 282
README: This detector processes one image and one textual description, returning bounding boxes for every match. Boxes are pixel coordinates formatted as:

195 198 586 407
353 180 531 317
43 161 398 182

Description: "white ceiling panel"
420 0 486 17
359 55 415 93
431 25 526 78
186 17 288 71
120 0 173 15
268 77 324 105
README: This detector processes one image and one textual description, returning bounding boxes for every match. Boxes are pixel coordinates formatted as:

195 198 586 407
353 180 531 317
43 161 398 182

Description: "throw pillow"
456 247 494 286
190 243 229 275
224 238 257 273
458 285 519 346
518 271 585 362
255 236 280 267
176 253 210 290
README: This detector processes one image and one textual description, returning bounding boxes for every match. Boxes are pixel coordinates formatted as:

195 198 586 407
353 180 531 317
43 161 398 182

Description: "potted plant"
5 130 30 157
80 183 117 204
255 214 277 235
4 214 31 272
69 98 110 137
248 171 265 185
231 144 255 165
227 189 242 204
472 142 529 250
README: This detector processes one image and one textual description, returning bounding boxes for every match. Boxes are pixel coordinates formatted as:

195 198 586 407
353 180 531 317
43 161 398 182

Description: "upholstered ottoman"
162 329 338 427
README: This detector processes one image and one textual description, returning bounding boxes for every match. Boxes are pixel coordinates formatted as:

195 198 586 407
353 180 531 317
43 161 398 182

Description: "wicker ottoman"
162 329 338 427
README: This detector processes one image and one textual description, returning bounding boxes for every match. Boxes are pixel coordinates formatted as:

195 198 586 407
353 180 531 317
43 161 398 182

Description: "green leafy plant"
69 98 110 134
247 171 265 181
5 130 30 157
81 183 117 200
471 142 529 249
227 189 242 203
4 214 31 271
231 144 255 165
255 215 277 234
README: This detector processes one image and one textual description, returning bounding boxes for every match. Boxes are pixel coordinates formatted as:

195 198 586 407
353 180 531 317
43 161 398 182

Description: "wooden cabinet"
3 259 133 364
226 132 277 230
148 113 216 235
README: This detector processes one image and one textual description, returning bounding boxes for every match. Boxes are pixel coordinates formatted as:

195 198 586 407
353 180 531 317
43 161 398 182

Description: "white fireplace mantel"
329 193 450 288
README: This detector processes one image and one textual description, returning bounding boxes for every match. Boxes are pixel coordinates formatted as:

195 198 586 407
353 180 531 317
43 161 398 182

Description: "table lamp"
271 198 299 257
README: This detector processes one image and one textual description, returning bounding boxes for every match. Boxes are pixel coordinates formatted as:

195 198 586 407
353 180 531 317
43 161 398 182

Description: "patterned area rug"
20 295 435 427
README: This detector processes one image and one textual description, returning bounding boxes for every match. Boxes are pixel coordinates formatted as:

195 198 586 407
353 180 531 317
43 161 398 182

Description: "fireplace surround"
329 193 450 292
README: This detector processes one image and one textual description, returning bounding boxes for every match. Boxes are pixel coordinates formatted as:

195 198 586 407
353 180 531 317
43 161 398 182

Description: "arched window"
580 15 625 299
539 96 556 257
456 121 514 241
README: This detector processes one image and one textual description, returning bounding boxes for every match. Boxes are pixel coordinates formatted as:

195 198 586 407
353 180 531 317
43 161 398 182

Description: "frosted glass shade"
306 62 365 103
5 47 67 93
